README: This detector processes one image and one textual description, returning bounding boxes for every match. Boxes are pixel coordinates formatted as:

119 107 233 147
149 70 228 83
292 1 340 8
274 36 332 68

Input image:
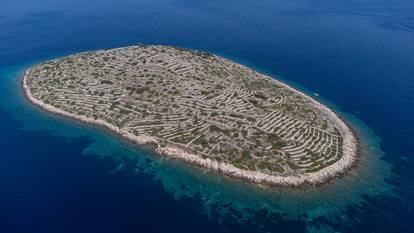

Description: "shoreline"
22 56 359 187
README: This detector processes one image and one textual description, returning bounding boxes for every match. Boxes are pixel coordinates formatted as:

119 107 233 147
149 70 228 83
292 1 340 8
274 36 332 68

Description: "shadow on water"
0 62 398 232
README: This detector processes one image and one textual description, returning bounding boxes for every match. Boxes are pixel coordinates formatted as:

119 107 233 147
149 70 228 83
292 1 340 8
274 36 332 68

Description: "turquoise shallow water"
0 53 396 233
1 0 413 232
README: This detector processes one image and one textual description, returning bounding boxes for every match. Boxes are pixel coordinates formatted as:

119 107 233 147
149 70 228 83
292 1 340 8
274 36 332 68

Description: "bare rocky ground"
24 45 357 185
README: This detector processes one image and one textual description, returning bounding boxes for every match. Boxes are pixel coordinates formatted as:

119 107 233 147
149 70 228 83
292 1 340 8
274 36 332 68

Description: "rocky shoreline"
22 58 358 187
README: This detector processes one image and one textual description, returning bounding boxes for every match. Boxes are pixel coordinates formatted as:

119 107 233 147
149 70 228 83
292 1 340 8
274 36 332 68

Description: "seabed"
0 62 395 233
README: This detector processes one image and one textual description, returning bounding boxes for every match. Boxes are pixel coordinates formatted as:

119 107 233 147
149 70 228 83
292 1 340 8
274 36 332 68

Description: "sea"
0 0 413 232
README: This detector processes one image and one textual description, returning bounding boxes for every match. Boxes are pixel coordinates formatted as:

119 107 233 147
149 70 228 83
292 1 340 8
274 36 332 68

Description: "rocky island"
23 45 358 186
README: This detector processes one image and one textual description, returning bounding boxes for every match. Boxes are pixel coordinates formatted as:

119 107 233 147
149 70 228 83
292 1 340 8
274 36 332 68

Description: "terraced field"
24 45 356 180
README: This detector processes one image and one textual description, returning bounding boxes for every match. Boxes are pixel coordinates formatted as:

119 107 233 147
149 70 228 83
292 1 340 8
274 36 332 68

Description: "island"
23 45 358 186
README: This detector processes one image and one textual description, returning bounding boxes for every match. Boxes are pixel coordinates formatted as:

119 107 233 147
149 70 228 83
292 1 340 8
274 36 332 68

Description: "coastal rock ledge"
23 45 358 187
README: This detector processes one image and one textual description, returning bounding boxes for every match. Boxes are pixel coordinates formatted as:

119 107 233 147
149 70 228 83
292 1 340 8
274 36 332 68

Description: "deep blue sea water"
1 0 413 232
